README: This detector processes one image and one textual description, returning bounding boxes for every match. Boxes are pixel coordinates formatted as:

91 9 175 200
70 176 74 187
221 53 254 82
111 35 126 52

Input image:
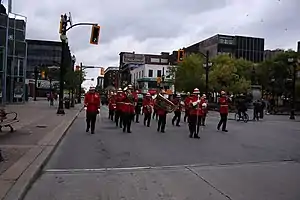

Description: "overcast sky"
2 0 300 88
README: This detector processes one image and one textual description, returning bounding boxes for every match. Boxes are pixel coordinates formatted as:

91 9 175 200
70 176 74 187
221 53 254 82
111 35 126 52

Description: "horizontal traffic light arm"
66 22 98 32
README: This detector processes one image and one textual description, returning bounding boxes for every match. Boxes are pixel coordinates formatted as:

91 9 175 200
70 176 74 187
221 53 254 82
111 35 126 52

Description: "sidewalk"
0 100 83 200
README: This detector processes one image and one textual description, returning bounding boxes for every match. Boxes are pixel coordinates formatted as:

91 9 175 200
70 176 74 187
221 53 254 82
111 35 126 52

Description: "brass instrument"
155 94 176 113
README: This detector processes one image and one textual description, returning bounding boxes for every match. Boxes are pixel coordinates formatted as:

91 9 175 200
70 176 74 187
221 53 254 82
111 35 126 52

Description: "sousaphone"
155 94 176 113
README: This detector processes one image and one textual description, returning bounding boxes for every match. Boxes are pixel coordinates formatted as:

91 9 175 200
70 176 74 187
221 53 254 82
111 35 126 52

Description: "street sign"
123 53 145 65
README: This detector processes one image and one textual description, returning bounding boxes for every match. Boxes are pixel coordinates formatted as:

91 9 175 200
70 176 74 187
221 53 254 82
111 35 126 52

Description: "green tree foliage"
208 55 251 93
256 50 299 95
175 53 205 92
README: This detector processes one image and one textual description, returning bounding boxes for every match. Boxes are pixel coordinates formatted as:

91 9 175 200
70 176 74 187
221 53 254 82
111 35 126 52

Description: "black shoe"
86 128 89 132
123 128 126 132
161 130 165 133
91 131 95 134
147 124 150 127
136 121 139 123
157 128 160 132
176 124 180 127
194 134 200 139
172 121 174 126
217 127 220 131
127 130 131 133
222 130 228 132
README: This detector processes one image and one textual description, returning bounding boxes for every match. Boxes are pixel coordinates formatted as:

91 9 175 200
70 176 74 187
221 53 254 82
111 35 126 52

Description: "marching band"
102 84 229 138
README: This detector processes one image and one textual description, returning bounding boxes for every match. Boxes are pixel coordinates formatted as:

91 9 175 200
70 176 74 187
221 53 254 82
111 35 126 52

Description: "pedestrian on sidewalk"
84 86 100 134
217 90 229 132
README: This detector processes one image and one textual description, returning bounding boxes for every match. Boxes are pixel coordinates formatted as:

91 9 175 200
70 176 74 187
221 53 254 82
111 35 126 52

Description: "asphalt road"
24 107 300 200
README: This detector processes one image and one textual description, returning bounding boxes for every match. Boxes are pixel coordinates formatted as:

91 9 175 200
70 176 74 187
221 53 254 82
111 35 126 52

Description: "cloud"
2 0 300 88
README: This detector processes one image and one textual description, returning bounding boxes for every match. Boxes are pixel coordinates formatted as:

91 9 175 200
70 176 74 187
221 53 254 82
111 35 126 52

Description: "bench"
0 109 19 132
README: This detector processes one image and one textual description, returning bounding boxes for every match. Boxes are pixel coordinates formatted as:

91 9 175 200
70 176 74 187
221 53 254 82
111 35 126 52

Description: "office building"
26 39 72 97
181 34 265 64
264 49 284 60
0 8 27 103
120 52 174 94
104 67 118 89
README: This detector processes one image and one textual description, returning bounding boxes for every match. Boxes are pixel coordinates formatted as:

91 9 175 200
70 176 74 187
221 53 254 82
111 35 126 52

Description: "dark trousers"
144 112 151 127
109 109 114 121
184 110 189 122
157 114 167 132
201 113 206 125
135 106 141 122
253 108 259 121
0 149 4 162
153 109 158 120
115 110 123 127
217 113 228 130
123 113 133 132
188 115 202 136
172 111 181 126
86 111 97 132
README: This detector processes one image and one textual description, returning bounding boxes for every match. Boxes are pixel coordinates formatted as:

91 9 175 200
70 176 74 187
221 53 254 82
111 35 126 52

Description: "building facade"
264 49 284 60
97 76 104 89
26 39 72 79
26 39 72 97
104 67 118 89
182 34 265 63
0 9 27 103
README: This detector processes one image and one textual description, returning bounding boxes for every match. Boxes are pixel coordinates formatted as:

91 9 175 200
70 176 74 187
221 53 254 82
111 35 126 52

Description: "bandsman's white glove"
84 107 87 110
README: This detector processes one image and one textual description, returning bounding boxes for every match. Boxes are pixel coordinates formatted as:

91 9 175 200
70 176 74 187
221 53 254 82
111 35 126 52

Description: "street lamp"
203 61 212 96
71 55 76 107
287 58 297 120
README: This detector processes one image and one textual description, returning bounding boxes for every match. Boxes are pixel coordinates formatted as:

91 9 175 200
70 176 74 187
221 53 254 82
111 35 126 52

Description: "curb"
1 106 84 200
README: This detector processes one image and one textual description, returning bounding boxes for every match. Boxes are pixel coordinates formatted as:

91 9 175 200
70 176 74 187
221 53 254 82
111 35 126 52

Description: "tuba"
155 94 176 113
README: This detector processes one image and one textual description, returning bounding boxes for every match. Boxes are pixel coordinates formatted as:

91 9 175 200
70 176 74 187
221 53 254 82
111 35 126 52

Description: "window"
157 70 162 77
150 58 160 63
161 59 168 63
148 69 153 77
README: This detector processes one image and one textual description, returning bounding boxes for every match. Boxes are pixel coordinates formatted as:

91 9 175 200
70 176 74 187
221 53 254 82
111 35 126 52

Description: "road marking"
44 159 296 174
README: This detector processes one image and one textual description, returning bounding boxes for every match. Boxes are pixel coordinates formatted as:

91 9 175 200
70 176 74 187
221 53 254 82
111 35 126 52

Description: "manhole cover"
36 125 47 128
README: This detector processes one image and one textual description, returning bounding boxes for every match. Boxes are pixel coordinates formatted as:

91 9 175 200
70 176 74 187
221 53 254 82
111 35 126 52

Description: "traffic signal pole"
57 13 99 114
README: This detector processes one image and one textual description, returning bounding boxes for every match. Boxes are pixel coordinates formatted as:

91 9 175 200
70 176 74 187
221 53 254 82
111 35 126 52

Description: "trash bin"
65 99 70 109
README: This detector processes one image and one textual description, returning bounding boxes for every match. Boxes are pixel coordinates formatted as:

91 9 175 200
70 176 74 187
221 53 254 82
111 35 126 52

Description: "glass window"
157 70 162 77
148 69 153 77
150 58 160 63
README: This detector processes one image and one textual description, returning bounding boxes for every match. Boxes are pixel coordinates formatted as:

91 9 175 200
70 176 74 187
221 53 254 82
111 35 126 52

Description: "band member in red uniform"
122 85 136 133
172 94 182 127
184 92 192 122
217 91 229 132
108 92 116 121
84 86 100 134
188 88 203 138
115 88 124 128
156 90 168 133
142 92 153 127
201 94 208 126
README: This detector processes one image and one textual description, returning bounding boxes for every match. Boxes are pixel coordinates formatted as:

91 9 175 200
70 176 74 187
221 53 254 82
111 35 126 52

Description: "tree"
175 53 206 92
208 55 251 93
65 69 84 106
256 50 299 95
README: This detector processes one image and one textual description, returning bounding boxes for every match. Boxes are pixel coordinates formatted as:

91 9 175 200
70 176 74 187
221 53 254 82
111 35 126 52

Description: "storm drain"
36 125 47 128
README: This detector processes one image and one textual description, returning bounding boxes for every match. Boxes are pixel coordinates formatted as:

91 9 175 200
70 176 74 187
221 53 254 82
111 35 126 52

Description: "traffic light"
59 15 67 35
90 25 100 45
41 71 45 79
177 49 184 62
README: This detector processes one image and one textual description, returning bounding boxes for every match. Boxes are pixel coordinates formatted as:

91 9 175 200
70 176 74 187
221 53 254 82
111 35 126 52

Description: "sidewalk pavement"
0 100 83 200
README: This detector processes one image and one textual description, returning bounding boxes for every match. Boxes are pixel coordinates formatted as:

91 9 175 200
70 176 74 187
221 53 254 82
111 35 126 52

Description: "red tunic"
142 98 153 114
116 93 125 112
122 93 137 114
108 96 116 110
189 95 203 116
84 92 100 112
219 96 229 114
172 99 183 112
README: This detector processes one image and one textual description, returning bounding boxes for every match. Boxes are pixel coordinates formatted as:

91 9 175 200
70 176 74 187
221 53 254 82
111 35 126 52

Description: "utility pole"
57 14 68 114
78 62 83 103
205 50 209 97
34 66 38 101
